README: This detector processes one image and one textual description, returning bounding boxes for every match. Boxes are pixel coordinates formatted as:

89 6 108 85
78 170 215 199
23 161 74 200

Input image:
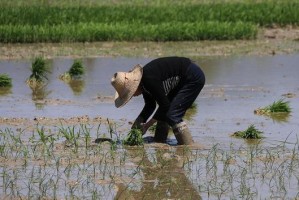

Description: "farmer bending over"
111 57 205 145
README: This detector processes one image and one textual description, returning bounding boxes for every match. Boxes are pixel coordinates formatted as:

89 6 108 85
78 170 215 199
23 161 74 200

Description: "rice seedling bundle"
69 60 85 77
254 99 291 115
0 74 12 87
123 128 143 146
233 124 263 139
29 57 49 81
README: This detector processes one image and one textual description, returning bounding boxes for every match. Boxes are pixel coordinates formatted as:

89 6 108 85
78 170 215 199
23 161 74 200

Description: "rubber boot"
172 122 193 145
154 121 169 143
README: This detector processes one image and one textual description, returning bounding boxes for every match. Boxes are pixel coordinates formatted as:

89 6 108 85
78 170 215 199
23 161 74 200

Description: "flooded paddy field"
0 54 299 199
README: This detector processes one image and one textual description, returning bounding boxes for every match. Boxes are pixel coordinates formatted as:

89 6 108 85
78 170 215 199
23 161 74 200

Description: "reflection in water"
30 84 51 109
0 87 12 96
115 147 202 200
267 113 291 123
68 79 85 96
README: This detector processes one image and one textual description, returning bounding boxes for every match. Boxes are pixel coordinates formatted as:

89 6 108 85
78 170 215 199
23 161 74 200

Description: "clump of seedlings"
254 99 291 115
60 59 85 81
123 128 144 146
26 57 49 88
233 124 263 139
0 74 12 87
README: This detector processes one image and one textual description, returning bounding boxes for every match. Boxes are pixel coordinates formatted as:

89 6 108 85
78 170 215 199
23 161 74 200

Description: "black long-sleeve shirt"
138 57 191 123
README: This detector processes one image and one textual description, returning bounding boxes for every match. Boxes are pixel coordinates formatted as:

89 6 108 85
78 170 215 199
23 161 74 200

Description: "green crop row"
0 21 257 43
1 3 298 26
0 1 297 42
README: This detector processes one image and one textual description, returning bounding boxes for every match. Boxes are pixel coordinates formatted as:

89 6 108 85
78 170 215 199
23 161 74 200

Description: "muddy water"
1 55 298 146
1 54 299 199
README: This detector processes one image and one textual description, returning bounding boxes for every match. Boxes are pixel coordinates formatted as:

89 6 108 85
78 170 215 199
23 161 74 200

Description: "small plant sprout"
123 128 144 146
60 59 85 81
0 74 12 87
254 99 291 115
233 124 263 139
27 57 49 88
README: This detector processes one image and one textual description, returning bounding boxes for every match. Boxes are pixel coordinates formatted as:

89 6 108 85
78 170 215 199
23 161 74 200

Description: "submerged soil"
0 27 299 60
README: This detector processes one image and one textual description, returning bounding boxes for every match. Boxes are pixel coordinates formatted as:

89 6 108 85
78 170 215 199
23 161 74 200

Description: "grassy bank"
0 1 298 42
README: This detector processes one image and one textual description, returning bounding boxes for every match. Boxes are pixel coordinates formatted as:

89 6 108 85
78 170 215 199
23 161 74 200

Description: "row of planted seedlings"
0 120 298 199
1 1 299 42
0 99 297 199
0 119 142 199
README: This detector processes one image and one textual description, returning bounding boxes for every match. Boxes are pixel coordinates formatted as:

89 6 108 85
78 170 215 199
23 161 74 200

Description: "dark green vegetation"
60 59 85 81
28 57 49 82
0 74 12 87
0 1 298 42
26 57 50 89
123 128 144 146
69 60 85 78
254 99 291 115
233 124 263 139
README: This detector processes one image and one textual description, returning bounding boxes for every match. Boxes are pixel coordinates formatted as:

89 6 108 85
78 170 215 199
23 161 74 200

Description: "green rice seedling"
27 57 49 87
254 99 291 115
233 124 263 139
60 59 84 81
69 60 85 78
0 74 12 87
123 128 144 146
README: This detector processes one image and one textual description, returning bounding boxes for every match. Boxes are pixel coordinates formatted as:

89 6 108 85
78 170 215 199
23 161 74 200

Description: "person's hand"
131 116 144 130
141 118 157 135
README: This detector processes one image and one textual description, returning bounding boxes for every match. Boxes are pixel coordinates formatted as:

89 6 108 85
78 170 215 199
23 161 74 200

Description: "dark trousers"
166 62 205 127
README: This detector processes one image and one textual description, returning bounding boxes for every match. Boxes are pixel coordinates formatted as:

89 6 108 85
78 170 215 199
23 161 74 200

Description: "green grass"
0 1 298 42
0 74 12 87
254 99 291 115
233 124 263 139
0 21 257 42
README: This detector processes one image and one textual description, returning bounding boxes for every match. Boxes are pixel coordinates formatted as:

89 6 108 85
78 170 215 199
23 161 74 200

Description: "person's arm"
143 79 170 122
131 91 156 129
142 118 157 134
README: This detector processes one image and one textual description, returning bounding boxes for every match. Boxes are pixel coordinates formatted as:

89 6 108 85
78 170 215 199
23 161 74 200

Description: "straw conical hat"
111 64 143 108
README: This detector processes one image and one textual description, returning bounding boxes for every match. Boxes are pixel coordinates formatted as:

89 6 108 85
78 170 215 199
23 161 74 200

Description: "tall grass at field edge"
0 22 257 43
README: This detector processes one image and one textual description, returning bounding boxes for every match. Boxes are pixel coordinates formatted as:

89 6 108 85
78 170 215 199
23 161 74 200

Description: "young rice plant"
0 74 12 87
233 124 263 139
254 99 291 115
60 59 85 81
123 128 144 146
27 57 49 87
